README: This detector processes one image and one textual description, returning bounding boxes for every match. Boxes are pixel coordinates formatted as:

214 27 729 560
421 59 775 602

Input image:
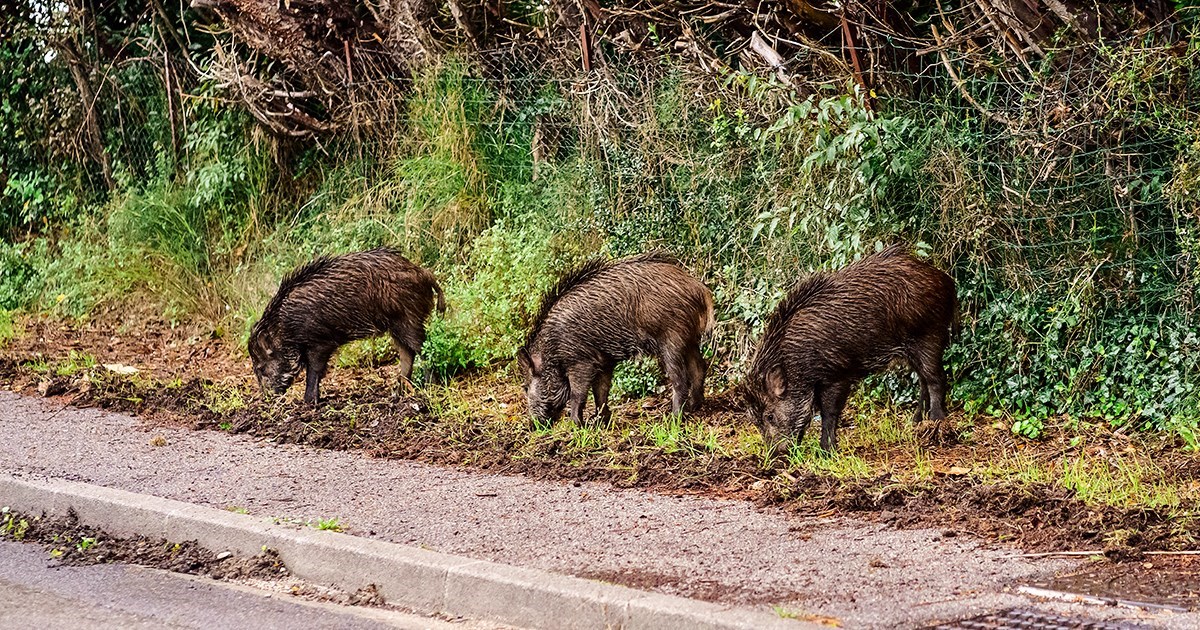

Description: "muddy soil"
1 318 1196 559
0 507 286 581
1030 555 1200 611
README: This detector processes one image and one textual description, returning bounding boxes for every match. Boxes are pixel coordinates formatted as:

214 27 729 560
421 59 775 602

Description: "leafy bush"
0 242 38 310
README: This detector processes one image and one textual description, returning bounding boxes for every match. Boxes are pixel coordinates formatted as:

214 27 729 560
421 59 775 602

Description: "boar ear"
517 348 541 374
765 367 786 399
516 348 529 371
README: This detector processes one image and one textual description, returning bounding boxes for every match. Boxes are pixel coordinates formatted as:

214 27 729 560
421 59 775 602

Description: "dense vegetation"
2 1 1199 441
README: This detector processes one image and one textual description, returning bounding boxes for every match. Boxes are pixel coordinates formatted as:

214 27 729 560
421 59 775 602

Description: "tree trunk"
59 42 114 190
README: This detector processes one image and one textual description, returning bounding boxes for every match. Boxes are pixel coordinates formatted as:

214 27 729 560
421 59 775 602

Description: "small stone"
102 363 139 375
943 529 958 538
216 551 233 561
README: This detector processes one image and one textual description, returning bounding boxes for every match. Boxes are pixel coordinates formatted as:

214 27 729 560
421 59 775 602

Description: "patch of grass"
334 337 395 370
312 517 344 532
1 507 30 540
847 403 917 450
0 310 15 346
29 350 98 377
1058 455 1180 509
204 384 248 415
785 440 872 479
638 414 727 456
564 422 606 453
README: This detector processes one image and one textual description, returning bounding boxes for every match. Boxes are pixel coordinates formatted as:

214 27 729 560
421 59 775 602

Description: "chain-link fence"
7 6 1200 429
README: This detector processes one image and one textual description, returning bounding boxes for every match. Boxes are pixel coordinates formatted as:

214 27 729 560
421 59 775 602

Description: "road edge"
0 474 816 630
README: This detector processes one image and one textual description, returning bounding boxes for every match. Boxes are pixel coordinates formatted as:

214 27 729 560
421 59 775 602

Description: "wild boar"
249 248 445 404
744 245 957 451
518 252 714 425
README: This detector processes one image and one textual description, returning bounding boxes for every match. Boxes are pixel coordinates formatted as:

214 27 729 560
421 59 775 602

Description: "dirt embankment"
1 317 1196 557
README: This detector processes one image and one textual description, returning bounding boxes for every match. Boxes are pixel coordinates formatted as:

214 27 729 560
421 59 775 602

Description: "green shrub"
0 242 38 310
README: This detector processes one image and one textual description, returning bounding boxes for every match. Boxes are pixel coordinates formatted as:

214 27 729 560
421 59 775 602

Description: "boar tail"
700 289 715 336
950 299 961 341
432 280 447 316
420 268 447 316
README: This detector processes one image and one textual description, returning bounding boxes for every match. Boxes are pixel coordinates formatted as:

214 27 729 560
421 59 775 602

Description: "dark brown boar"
743 244 957 452
517 252 714 425
249 248 445 404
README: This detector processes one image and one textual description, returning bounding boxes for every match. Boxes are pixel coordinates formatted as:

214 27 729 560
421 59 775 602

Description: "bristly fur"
253 255 340 334
756 272 833 353
253 247 410 336
757 245 912 352
524 250 681 348
751 245 915 371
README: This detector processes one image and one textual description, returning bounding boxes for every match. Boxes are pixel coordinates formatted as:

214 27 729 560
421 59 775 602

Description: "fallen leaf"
103 363 139 375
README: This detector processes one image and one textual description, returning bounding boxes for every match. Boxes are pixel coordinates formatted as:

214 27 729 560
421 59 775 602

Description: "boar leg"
910 336 949 423
685 346 707 412
911 369 930 424
566 366 598 424
816 380 852 453
390 327 424 387
591 370 613 425
302 347 334 405
395 346 415 389
660 345 691 417
924 362 949 422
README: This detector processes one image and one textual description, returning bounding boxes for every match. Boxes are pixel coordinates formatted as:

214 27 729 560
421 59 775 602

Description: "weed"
0 310 14 346
771 605 841 627
773 606 801 619
1 507 30 541
785 440 872 479
312 517 344 532
204 384 247 415
611 358 663 401
29 351 97 377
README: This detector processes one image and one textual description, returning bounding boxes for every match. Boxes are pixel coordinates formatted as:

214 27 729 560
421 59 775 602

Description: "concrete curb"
1 474 816 630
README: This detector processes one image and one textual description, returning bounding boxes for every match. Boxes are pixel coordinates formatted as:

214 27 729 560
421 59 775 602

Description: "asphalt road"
0 391 1192 629
0 540 502 630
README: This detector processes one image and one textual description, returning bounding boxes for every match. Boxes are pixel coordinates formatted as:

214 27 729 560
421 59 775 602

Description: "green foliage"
0 242 38 310
0 309 13 345
419 318 475 382
4 31 1200 440
312 517 343 532
611 358 664 401
1 507 30 541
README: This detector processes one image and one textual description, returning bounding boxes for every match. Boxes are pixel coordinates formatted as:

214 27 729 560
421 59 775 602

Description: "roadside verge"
0 474 813 630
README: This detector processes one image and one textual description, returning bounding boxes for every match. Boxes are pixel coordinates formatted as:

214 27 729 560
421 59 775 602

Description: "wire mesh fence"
14 11 1200 426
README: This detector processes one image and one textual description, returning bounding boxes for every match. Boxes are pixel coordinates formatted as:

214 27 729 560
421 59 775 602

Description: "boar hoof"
919 418 957 446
